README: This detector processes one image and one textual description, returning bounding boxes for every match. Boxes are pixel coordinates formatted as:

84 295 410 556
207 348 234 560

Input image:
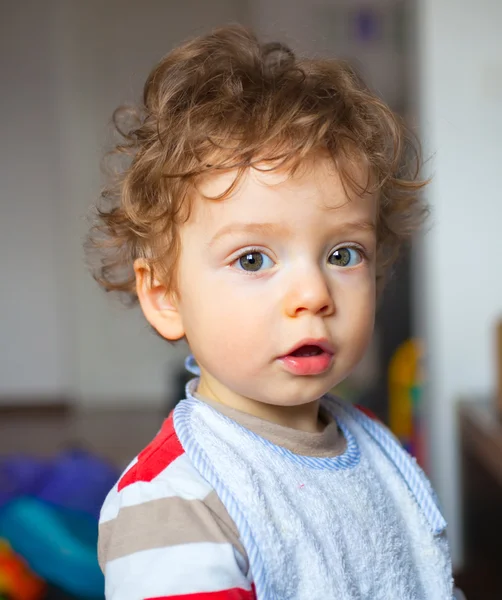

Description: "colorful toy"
388 338 425 466
0 449 116 599
0 498 104 599
0 540 45 600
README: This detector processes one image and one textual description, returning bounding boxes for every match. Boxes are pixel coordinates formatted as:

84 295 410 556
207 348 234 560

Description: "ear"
134 259 185 341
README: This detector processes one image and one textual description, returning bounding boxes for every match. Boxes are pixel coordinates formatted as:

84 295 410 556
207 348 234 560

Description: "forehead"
190 155 375 226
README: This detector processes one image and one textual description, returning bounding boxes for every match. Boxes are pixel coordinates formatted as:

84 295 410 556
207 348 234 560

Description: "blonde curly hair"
87 24 428 303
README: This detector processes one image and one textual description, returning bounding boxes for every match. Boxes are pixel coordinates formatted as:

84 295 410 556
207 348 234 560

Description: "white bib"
174 388 453 600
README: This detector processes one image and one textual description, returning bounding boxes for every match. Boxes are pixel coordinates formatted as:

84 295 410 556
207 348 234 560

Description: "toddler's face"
173 154 377 408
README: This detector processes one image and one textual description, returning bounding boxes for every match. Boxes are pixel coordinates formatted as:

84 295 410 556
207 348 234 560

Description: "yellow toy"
388 339 425 466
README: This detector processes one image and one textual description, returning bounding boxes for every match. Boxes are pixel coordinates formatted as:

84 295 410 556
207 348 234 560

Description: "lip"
278 338 335 376
282 338 335 358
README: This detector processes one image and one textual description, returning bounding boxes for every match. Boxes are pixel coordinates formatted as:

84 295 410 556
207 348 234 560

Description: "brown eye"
239 252 264 271
328 247 362 267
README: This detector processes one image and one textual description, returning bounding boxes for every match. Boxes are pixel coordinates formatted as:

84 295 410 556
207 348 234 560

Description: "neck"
196 374 323 433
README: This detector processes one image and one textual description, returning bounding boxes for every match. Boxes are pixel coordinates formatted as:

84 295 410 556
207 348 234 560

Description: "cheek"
179 271 269 356
338 277 376 346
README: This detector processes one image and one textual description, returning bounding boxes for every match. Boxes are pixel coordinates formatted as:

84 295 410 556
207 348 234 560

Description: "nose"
283 266 335 318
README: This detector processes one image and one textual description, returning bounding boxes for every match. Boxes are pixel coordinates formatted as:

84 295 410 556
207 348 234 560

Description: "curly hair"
87 24 428 303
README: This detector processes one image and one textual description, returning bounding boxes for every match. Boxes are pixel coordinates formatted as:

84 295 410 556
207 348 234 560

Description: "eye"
328 247 363 268
235 251 274 272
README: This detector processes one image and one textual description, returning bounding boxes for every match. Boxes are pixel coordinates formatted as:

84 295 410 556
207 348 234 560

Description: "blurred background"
0 0 501 599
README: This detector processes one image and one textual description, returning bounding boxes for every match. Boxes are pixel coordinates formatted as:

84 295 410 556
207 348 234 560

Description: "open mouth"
290 345 324 357
280 340 335 376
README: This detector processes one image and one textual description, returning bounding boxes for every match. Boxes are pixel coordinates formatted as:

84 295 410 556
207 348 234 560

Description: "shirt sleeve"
98 468 255 599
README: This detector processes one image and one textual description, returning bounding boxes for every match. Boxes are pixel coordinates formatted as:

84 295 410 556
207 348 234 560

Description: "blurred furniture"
0 405 165 470
457 400 502 599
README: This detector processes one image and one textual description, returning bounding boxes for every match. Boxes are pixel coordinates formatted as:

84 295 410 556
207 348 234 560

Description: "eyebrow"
208 222 291 247
208 219 376 247
342 220 376 233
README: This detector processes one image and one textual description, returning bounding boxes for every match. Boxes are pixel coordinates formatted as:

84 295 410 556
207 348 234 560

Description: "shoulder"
117 412 190 491
98 413 249 576
100 413 213 524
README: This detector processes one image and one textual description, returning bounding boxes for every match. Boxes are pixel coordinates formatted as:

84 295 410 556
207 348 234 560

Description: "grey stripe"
99 492 247 570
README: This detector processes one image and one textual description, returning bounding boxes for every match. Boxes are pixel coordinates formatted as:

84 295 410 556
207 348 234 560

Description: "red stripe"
146 585 256 599
118 413 185 491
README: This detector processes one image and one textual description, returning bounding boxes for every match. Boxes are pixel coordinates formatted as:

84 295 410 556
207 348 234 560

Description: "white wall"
0 2 71 398
1 0 249 404
416 0 502 568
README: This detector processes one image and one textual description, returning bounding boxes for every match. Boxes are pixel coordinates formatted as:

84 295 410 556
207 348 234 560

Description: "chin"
267 381 335 407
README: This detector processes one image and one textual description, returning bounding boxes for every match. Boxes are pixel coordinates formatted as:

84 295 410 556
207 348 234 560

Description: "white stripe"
100 453 212 523
105 542 252 599
99 457 138 523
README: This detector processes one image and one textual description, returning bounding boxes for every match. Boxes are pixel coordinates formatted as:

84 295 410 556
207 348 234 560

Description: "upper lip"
282 338 335 357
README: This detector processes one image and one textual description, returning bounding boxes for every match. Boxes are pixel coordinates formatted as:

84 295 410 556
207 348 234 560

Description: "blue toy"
0 450 118 520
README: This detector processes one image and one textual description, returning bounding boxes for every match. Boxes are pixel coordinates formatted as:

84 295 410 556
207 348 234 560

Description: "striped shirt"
98 400 346 600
